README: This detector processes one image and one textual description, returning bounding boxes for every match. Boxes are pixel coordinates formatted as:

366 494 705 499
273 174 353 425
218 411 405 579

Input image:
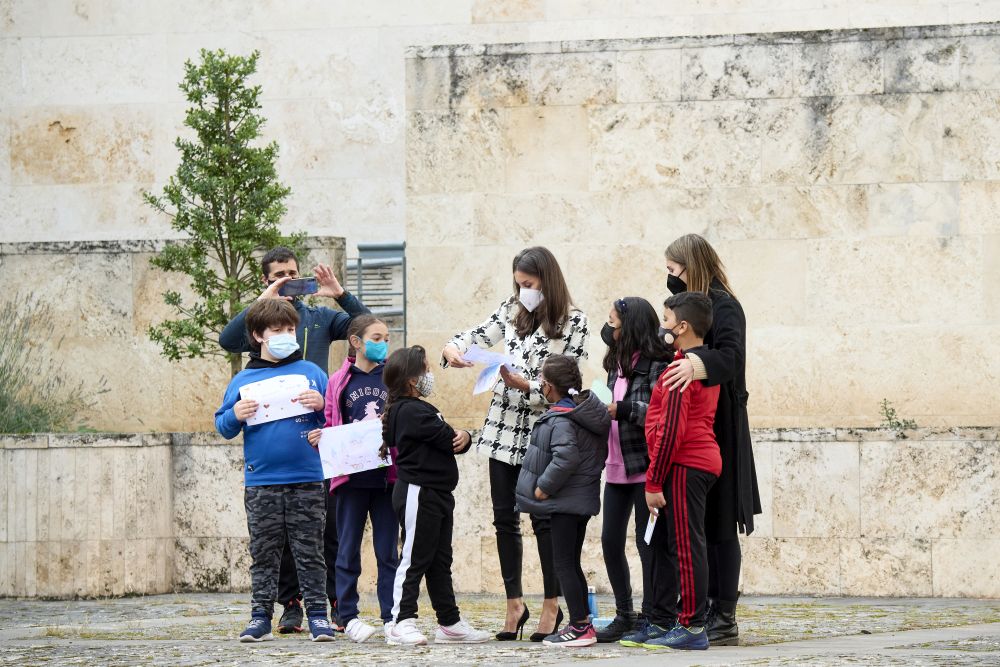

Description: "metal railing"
346 242 406 346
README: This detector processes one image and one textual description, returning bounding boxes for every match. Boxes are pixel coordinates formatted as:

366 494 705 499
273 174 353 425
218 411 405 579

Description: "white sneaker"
345 618 377 643
435 618 492 644
386 618 427 646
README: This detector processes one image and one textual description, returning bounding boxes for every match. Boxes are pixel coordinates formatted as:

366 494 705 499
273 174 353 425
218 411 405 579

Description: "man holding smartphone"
219 245 372 635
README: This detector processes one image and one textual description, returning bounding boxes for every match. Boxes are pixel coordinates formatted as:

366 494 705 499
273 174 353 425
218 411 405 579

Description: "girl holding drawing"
307 315 398 643
440 247 589 641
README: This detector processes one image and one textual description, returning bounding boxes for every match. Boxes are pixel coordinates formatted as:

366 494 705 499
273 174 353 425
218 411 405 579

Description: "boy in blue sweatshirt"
214 299 334 643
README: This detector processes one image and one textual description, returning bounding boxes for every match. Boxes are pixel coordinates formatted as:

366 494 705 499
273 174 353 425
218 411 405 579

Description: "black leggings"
550 513 591 624
489 458 559 599
601 482 652 617
708 538 742 602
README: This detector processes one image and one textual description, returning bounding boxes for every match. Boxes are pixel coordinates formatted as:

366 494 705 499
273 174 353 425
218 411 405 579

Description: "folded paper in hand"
462 345 520 395
239 374 312 425
644 513 657 546
317 419 390 479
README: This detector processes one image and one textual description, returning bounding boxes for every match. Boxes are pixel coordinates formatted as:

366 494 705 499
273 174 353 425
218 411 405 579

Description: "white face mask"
519 287 544 313
415 371 435 397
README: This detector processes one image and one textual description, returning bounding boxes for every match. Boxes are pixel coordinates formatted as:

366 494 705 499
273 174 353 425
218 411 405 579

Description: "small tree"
144 48 302 377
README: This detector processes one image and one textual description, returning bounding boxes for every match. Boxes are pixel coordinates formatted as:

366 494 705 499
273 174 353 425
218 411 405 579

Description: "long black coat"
696 281 762 540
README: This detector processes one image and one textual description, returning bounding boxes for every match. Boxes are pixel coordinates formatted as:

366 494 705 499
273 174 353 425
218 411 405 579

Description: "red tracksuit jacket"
644 348 722 493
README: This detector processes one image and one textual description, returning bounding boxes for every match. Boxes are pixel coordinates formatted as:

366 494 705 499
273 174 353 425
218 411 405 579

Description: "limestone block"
174 536 250 592
932 538 1000 597
529 52 616 106
840 538 933 596
761 94 942 185
743 325 828 422
590 101 762 190
406 109 506 194
0 450 6 543
804 236 982 326
474 192 616 246
453 453 494 538
616 49 682 104
861 440 1000 540
172 443 248 539
680 44 799 101
7 449 26 543
885 38 961 94
0 0 171 36
796 40 884 97
959 182 1000 235
449 55 531 108
741 536 841 595
941 91 1000 181
0 543 9 597
472 0 544 23
866 182 960 237
709 185 868 241
266 99 402 184
408 194 475 247
10 107 156 186
406 56 451 112
985 234 1000 324
0 110 10 187
959 35 1000 90
506 106 590 192
16 35 172 107
749 439 774 538
452 537 484 593
772 441 860 538
722 239 807 327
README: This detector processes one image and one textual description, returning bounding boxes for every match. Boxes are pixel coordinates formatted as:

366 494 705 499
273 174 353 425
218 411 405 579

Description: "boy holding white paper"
214 299 335 643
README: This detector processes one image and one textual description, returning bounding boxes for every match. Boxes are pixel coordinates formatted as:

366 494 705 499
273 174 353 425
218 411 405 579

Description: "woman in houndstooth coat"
441 247 589 642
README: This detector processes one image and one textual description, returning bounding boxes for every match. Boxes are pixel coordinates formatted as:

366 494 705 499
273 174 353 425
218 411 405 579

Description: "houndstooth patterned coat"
444 298 589 467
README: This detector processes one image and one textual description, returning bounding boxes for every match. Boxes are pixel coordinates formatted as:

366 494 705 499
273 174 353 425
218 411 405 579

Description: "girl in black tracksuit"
380 346 490 646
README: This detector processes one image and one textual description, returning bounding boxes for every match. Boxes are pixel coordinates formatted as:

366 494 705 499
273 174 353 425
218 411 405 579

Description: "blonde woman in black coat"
658 234 761 646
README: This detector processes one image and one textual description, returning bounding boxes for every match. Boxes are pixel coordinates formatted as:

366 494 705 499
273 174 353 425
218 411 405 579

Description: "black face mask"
659 326 677 348
667 273 686 295
600 323 618 347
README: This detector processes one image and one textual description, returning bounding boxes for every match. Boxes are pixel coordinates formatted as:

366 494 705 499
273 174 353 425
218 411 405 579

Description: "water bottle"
587 586 599 620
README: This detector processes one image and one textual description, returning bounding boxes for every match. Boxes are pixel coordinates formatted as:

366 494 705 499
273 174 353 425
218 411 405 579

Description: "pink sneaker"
543 622 597 647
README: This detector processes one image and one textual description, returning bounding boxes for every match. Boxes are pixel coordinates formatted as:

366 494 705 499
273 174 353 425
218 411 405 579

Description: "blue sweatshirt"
218 293 370 374
340 363 389 489
214 356 329 486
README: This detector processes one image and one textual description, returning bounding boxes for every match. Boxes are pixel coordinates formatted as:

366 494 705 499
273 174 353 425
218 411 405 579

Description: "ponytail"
379 345 428 458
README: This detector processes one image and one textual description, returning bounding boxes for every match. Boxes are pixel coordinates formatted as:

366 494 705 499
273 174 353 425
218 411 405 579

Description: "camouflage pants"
245 482 328 617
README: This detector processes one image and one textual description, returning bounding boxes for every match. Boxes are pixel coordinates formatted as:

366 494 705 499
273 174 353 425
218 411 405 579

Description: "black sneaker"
330 599 345 632
277 599 304 634
596 613 636 643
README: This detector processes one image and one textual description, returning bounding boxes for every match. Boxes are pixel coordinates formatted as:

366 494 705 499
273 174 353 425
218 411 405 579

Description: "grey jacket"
515 391 612 517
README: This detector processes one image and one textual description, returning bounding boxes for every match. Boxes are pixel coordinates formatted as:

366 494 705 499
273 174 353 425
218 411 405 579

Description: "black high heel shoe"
529 607 563 642
496 605 530 641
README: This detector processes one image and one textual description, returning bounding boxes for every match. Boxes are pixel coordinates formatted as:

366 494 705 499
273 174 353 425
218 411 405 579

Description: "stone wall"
405 22 1000 430
4 2 1000 254
2 428 997 599
0 237 347 432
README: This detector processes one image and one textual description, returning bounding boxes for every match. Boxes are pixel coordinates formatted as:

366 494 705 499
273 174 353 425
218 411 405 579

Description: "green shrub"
0 299 106 433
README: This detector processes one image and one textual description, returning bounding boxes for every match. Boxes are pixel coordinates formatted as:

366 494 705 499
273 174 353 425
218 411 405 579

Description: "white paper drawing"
239 374 312 425
317 419 391 479
462 345 520 395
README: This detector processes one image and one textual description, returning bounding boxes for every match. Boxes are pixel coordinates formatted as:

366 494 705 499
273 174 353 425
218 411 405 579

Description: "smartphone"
278 277 319 297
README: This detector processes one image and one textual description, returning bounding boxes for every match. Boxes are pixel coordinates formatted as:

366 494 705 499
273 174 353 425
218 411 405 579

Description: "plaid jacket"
444 299 589 466
607 356 670 478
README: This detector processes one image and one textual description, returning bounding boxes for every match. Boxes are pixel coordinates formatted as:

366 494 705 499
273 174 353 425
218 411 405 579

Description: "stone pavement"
0 593 997 666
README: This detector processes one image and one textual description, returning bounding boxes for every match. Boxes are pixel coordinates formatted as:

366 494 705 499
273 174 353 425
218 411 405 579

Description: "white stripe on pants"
391 482 421 621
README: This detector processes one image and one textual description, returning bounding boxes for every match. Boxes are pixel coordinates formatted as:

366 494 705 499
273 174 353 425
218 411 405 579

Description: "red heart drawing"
291 398 298 403
263 403 270 408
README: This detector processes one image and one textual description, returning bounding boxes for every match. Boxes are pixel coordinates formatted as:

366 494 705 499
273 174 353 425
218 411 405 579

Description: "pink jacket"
325 357 397 492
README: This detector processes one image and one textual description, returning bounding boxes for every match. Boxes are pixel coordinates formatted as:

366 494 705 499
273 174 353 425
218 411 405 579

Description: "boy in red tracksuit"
638 291 720 651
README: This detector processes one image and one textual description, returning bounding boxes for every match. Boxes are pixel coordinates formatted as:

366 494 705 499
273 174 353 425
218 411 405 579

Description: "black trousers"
601 482 653 617
391 481 461 626
550 513 591 624
489 458 560 599
649 466 716 628
277 480 338 608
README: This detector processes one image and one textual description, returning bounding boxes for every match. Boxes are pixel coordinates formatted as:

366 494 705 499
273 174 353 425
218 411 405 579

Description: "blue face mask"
265 332 299 359
364 340 388 363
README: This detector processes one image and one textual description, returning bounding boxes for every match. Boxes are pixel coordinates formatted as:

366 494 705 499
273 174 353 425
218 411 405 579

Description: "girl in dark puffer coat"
515 354 611 648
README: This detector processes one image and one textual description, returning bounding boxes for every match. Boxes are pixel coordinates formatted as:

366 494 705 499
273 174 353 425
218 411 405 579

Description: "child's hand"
233 399 259 422
534 487 549 500
645 491 666 516
297 390 325 412
499 366 530 393
607 401 618 419
306 428 322 448
452 429 471 453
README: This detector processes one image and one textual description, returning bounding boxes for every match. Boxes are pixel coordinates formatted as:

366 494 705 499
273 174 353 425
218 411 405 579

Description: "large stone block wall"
405 23 1000 429
4 2 1000 254
2 428 997 599
0 237 347 432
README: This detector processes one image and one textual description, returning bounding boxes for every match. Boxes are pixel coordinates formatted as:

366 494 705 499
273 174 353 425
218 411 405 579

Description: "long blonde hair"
665 234 736 298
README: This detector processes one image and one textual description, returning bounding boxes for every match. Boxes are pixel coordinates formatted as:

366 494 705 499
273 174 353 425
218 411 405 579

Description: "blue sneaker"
308 615 336 642
239 616 274 642
643 624 709 651
619 620 671 647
